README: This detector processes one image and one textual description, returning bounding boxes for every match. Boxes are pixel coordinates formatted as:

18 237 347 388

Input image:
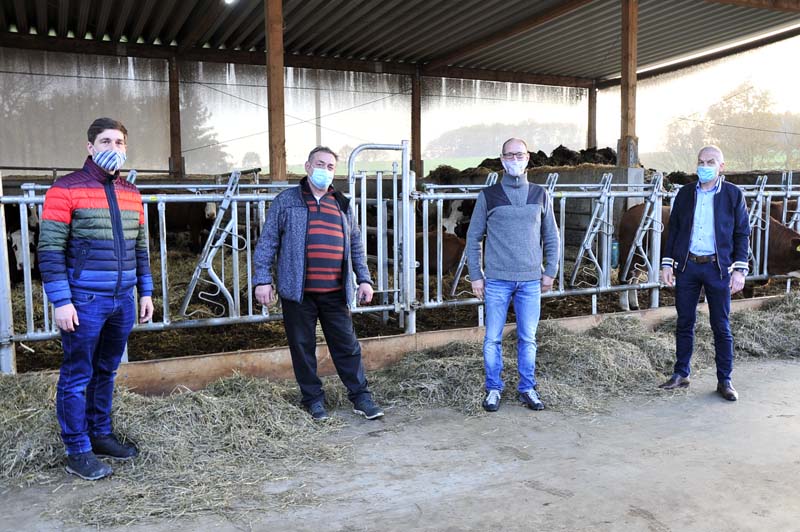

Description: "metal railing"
1 155 797 374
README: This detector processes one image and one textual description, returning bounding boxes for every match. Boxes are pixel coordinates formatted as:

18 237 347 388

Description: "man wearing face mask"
38 117 154 480
659 145 749 401
466 138 560 412
253 146 383 421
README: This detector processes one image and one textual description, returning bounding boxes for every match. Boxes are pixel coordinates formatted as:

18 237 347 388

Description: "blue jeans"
56 291 136 455
674 260 733 383
483 278 542 393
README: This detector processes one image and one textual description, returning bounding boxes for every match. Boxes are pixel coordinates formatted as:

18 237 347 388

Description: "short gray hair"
698 145 724 163
308 146 339 162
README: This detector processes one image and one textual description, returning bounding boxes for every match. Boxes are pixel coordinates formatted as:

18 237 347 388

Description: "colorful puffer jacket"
38 157 153 308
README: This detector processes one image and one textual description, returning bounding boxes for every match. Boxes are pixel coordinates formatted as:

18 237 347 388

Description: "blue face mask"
93 150 127 173
309 167 334 190
697 165 717 184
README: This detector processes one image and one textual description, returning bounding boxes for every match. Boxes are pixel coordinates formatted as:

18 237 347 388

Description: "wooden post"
587 81 597 149
168 56 184 178
411 67 422 177
619 0 639 167
265 0 286 181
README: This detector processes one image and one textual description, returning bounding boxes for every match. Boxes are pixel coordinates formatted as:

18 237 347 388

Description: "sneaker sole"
482 403 500 412
65 465 112 481
518 398 545 411
353 408 384 420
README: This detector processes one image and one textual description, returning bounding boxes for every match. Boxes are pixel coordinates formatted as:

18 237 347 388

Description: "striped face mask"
93 150 127 173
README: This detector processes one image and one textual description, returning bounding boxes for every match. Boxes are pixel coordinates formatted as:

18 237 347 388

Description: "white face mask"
502 158 527 177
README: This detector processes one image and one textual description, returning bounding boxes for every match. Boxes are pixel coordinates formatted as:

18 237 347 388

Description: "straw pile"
2 293 798 526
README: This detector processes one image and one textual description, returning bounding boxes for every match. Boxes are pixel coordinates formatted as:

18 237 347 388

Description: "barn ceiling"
0 0 799 86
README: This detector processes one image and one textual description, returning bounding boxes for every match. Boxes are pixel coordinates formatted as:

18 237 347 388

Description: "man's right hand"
255 284 277 306
661 266 674 287
55 304 80 332
471 279 485 300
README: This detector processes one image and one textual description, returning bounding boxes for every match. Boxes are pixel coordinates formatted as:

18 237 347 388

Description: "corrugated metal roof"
0 0 799 82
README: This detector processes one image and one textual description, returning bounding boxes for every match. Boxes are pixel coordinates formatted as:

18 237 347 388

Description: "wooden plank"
425 0 595 70
411 68 422 177
168 57 183 178
705 0 800 11
587 81 597 149
265 0 286 182
619 0 638 167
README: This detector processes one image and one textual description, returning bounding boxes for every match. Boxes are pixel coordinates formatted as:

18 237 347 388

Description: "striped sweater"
38 157 153 307
302 189 345 293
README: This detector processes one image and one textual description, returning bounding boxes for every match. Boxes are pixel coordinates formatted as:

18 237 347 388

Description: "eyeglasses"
501 152 527 160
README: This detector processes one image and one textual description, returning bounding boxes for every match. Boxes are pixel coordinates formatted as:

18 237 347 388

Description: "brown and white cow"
617 203 800 311
3 203 40 285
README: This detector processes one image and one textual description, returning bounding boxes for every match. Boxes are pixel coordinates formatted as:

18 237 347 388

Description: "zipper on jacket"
104 178 125 294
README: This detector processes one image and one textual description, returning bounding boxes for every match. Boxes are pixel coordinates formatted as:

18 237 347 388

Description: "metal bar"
158 201 170 324
245 201 254 316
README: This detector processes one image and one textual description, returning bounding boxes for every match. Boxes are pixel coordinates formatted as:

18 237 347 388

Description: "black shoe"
717 382 739 401
91 434 138 460
65 451 113 481
306 401 330 421
482 389 501 412
518 389 545 411
659 374 690 390
353 397 384 420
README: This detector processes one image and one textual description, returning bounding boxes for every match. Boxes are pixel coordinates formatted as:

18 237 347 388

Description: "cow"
146 200 218 254
3 203 40 285
415 232 466 275
617 203 800 311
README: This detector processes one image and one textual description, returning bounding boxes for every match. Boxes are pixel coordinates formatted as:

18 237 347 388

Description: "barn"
2 0 800 528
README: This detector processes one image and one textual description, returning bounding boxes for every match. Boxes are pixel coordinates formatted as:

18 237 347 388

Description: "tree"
705 82 781 171
662 118 708 172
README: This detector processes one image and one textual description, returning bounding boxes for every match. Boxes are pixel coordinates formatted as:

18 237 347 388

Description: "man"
253 146 383 421
39 118 154 480
659 145 749 401
466 138 560 412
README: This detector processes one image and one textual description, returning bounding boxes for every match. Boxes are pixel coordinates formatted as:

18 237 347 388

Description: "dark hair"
87 117 128 143
307 146 339 162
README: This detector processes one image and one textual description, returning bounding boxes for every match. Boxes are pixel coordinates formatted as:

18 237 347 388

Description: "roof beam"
130 0 158 43
425 0 595 70
13 0 29 34
94 0 111 40
145 0 177 44
0 32 593 88
210 0 262 49
704 0 800 12
111 0 136 42
75 0 90 38
177 0 228 53
35 0 47 36
57 0 69 38
596 22 800 89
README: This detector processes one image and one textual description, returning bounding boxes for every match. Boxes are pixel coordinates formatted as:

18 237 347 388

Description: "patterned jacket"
252 178 372 306
38 157 153 307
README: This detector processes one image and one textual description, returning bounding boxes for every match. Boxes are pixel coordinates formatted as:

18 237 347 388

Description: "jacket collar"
82 156 120 183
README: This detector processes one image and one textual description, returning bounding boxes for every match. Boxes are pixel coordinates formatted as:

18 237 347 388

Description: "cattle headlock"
2 150 798 375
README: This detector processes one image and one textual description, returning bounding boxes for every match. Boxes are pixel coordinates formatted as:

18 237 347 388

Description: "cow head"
204 202 217 220
8 229 34 271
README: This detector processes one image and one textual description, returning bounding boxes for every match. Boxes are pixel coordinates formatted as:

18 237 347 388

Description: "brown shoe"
659 374 690 390
717 382 738 401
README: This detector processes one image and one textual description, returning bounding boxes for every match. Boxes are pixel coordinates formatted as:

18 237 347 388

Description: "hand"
730 270 745 295
661 267 674 287
255 284 276 306
357 282 373 304
541 275 554 293
471 279 485 299
139 296 154 323
55 304 80 332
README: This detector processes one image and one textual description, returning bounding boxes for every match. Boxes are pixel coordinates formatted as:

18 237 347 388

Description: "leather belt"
688 253 716 264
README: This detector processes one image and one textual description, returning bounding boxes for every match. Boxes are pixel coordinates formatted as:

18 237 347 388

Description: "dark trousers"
56 290 136 455
674 260 734 384
281 290 370 406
